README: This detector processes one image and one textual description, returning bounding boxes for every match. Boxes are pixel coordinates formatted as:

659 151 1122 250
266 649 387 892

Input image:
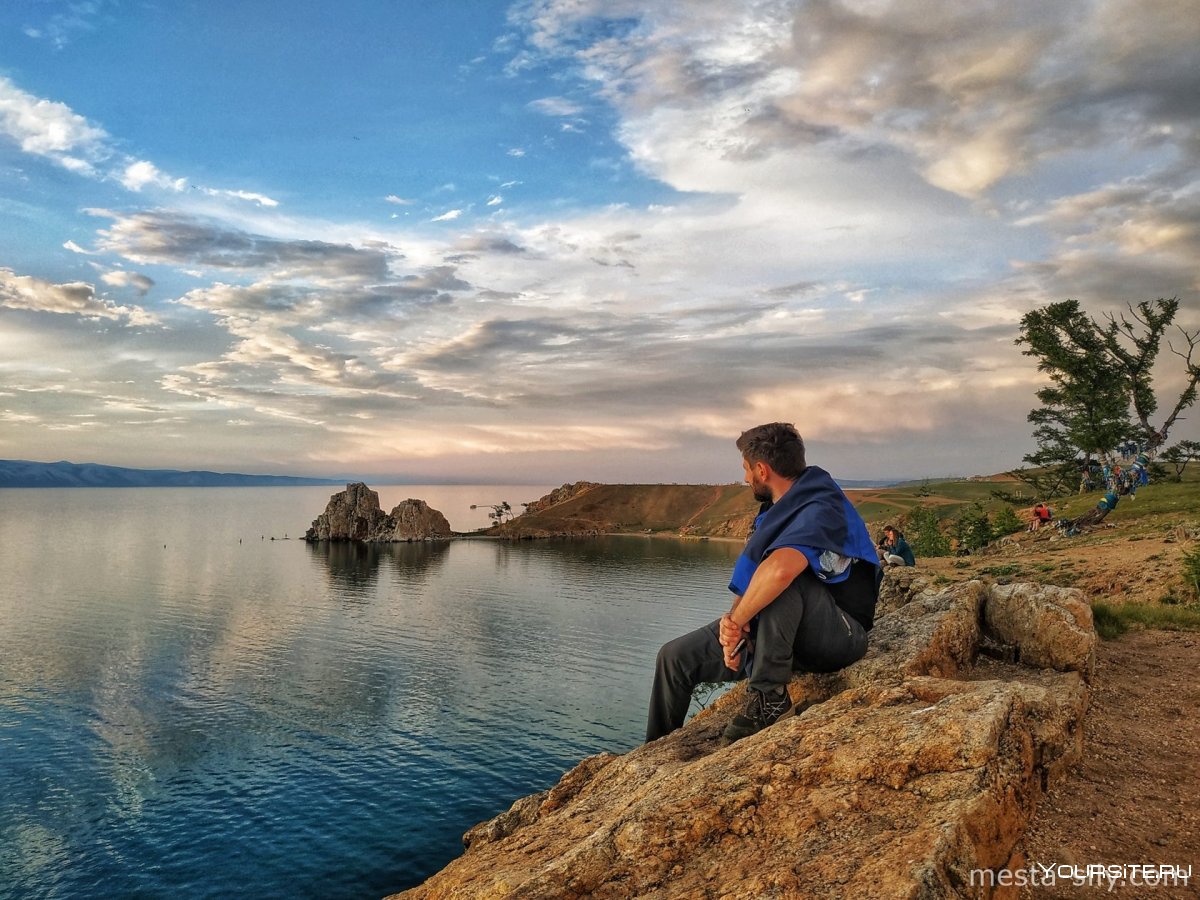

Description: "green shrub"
991 505 1024 537
956 503 994 551
980 565 1020 577
905 505 951 558
1091 600 1200 639
1091 603 1129 640
1184 544 1200 600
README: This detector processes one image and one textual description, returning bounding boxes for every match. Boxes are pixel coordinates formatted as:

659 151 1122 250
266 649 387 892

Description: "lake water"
0 487 743 898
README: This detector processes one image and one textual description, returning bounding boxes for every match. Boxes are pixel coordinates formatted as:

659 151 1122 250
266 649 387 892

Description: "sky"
1 0 1198 484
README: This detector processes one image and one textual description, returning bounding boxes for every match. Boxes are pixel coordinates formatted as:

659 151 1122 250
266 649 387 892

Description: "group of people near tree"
1029 502 1054 531
1077 446 1152 498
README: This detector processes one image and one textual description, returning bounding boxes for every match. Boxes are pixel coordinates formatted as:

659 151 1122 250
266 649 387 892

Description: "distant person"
878 525 915 566
1132 451 1151 486
1030 502 1053 531
645 423 881 744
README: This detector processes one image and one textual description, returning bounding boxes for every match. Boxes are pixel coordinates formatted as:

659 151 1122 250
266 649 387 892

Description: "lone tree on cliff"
472 501 514 525
1012 298 1200 497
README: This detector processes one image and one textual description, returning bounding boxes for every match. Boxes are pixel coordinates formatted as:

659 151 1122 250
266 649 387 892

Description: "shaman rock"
305 483 452 542
386 498 453 542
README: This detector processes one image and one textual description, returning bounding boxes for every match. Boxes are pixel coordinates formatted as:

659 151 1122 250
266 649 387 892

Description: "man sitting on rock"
646 422 881 743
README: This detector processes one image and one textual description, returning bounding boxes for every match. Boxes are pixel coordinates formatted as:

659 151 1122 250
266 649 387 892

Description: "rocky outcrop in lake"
304 483 452 542
392 573 1096 899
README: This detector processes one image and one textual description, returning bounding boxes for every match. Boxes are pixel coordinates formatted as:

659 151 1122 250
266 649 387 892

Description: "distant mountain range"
0 459 342 488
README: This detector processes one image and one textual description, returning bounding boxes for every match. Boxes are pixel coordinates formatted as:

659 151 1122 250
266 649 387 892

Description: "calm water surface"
0 487 742 898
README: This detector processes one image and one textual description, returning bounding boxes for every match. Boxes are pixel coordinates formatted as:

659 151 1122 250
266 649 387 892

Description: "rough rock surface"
304 483 452 542
386 498 453 541
984 583 1096 679
392 577 1096 899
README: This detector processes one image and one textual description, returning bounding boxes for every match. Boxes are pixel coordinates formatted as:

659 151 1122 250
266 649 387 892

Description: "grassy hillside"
845 477 1019 528
500 464 1197 552
493 483 757 538
499 474 1034 539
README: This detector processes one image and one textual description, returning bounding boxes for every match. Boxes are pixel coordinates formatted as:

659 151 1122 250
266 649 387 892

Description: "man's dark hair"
736 422 807 478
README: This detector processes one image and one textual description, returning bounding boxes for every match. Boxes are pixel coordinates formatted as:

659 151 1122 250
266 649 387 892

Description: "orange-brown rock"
391 578 1096 900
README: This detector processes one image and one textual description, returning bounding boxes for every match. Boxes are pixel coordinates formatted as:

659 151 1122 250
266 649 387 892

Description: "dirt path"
1018 630 1200 898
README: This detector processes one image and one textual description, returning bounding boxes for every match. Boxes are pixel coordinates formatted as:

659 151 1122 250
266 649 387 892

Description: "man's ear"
753 460 772 481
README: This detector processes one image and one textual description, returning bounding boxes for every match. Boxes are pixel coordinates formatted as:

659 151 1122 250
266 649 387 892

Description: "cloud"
507 147 526 157
508 0 1200 199
120 162 278 206
3 2 1198 481
89 209 393 281
20 0 108 49
0 75 108 171
528 96 583 116
453 235 527 255
63 240 97 255
121 160 186 193
99 269 155 296
0 76 280 207
0 267 157 325
201 188 280 207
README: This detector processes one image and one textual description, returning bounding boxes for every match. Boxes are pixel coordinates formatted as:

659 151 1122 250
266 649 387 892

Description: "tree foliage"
903 505 950 558
1161 440 1200 481
1016 298 1200 467
1098 300 1200 448
998 465 1077 502
1017 301 1136 464
991 505 1024 537
955 503 995 552
472 501 514 524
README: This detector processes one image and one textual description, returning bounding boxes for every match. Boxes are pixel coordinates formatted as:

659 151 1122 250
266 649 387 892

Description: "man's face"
743 458 772 503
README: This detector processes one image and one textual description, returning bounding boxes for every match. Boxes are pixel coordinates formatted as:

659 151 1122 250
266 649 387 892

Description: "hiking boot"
723 685 792 742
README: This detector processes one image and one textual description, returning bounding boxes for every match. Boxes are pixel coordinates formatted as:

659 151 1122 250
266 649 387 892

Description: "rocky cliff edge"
304 482 452 542
391 569 1096 899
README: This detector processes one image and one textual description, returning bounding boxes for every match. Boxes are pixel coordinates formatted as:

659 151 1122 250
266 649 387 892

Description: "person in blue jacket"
878 525 916 566
645 422 881 743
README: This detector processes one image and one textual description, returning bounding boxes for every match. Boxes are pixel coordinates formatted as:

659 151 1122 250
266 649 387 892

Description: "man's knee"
654 640 680 682
655 622 721 680
655 632 692 674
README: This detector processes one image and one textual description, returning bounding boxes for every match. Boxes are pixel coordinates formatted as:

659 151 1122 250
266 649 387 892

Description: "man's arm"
730 547 809 627
719 548 810 667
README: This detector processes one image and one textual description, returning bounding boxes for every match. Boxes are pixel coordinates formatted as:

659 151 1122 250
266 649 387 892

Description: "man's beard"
751 482 772 503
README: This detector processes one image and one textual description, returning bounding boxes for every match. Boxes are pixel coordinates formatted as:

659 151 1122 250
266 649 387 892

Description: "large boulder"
387 498 453 541
305 483 452 542
391 578 1098 899
984 583 1096 679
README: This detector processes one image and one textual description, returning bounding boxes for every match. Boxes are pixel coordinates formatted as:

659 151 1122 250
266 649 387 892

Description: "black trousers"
645 571 868 742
